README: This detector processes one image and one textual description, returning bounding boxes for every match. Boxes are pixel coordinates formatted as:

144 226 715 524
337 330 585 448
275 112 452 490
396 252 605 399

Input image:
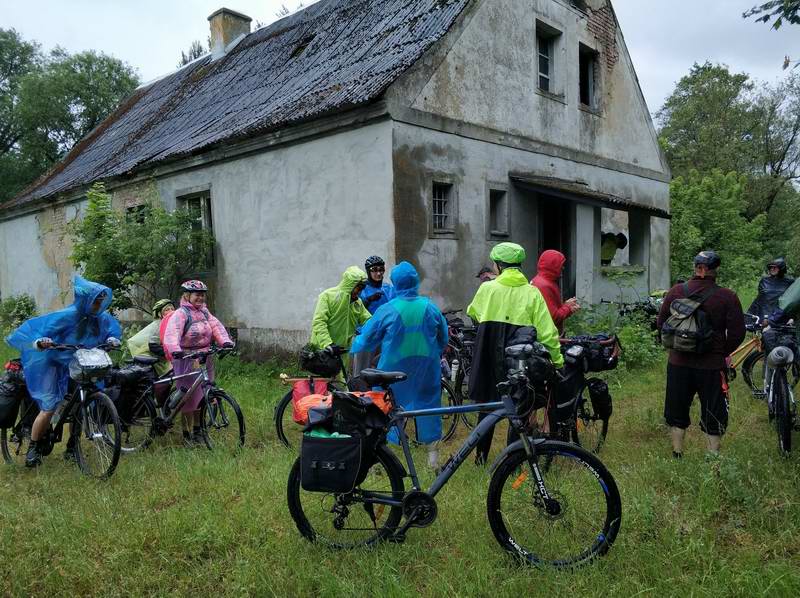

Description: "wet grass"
1 344 799 596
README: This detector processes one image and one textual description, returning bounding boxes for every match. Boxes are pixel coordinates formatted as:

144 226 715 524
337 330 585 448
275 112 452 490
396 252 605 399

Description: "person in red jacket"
531 250 580 334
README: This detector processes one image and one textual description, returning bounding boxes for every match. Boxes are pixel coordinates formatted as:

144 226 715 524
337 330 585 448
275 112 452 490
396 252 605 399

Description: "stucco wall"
400 0 668 184
0 202 84 312
392 121 669 309
150 120 396 352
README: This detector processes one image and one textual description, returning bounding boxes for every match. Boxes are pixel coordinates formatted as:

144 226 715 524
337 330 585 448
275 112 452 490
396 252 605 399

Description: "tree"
0 29 139 204
178 40 207 67
744 1 800 29
670 171 767 288
70 183 215 313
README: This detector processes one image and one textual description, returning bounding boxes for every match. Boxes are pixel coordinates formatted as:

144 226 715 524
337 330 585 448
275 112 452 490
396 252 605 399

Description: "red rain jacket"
531 250 571 334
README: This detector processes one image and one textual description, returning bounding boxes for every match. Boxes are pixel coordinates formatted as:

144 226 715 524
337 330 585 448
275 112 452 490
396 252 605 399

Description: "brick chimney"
208 8 252 58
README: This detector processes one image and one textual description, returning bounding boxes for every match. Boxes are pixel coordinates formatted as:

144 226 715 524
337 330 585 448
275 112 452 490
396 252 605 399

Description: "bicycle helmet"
180 280 208 292
767 257 788 276
152 299 175 317
365 255 385 271
490 242 526 265
693 250 721 270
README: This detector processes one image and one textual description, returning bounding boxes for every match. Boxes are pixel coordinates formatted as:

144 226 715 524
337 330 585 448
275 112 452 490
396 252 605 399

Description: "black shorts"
664 363 729 435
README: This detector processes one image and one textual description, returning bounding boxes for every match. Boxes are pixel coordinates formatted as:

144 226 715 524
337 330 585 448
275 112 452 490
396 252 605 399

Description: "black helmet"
767 257 788 276
365 255 385 271
693 250 721 270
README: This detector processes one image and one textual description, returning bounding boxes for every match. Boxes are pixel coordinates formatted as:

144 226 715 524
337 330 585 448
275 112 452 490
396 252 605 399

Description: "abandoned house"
0 0 670 352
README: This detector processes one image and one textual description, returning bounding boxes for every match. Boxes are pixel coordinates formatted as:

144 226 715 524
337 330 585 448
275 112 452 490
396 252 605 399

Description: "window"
489 189 509 237
432 182 454 232
180 192 215 268
579 43 599 108
125 205 146 224
536 21 562 95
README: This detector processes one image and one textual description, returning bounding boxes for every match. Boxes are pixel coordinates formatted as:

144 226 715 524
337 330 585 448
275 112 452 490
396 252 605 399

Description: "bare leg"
31 411 54 441
670 426 686 454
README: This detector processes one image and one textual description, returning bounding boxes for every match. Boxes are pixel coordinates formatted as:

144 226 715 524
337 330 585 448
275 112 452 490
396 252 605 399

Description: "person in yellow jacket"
466 242 563 465
309 266 372 369
127 299 175 377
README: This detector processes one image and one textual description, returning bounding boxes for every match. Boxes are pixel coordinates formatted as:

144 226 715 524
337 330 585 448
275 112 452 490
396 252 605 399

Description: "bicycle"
731 316 800 399
287 343 622 568
763 326 798 455
111 346 245 451
442 310 478 428
275 347 459 448
1 343 122 479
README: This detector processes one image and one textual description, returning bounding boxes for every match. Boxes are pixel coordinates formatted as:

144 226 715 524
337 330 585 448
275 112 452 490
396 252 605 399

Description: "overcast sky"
3 0 799 117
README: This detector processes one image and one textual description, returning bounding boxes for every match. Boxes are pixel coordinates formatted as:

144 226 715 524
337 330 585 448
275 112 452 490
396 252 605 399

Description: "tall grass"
1 343 799 597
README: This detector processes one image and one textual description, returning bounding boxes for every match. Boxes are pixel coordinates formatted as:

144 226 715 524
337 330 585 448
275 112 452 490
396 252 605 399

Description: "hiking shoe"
672 451 683 459
25 442 43 468
191 427 209 448
63 436 78 463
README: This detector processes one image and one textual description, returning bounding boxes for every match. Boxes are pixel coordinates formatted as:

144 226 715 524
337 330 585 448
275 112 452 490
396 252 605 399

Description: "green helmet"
490 242 526 265
152 299 175 319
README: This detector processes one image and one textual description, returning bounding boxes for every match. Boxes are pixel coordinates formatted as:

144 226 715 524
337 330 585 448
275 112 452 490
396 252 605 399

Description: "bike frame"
152 357 214 423
729 335 761 370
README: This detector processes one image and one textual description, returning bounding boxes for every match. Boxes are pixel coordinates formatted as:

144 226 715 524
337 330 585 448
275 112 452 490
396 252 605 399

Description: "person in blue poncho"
351 261 448 470
6 275 122 467
359 255 395 315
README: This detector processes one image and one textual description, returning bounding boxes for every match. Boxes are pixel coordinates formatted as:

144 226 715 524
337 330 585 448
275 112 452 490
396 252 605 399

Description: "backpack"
660 283 719 353
180 305 208 340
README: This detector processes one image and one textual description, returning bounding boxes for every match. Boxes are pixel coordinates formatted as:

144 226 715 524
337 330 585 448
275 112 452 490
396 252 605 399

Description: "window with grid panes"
432 182 453 231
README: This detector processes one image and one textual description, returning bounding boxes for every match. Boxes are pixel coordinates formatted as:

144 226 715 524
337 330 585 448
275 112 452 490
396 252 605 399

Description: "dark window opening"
432 182 454 232
125 205 146 224
489 190 509 236
579 43 599 108
291 35 316 58
181 193 215 268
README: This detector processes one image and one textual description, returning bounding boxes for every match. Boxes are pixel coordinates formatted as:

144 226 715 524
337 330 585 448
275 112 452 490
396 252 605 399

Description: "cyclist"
310 266 371 369
466 242 564 465
531 249 580 334
770 275 800 326
601 232 628 266
5 276 122 467
163 281 234 446
476 266 497 284
657 251 745 458
351 262 448 470
360 256 395 314
748 258 794 322
127 298 174 376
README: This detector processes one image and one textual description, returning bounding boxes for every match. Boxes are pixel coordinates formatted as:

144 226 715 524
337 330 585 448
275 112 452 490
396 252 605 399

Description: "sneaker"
25 442 43 468
672 451 683 459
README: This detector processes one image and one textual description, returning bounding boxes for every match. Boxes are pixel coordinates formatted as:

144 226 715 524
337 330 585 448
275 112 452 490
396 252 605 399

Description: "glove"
172 350 186 360
34 337 53 350
106 337 121 349
222 342 235 349
324 344 343 356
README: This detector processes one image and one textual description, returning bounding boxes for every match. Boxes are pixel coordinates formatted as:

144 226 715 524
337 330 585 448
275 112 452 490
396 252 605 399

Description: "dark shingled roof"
8 0 470 209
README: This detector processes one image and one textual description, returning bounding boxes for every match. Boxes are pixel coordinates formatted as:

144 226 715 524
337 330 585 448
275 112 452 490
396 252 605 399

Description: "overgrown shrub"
0 293 38 332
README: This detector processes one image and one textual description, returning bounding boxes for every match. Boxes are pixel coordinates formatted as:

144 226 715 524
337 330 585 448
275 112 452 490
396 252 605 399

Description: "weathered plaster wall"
392 121 669 308
0 202 83 312
151 121 395 352
398 0 668 184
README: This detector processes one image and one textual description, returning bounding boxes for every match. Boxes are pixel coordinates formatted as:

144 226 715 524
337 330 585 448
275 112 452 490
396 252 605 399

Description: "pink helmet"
180 280 208 292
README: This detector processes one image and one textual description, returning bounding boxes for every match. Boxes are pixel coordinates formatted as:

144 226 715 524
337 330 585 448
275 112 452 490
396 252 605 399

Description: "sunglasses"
369 266 385 272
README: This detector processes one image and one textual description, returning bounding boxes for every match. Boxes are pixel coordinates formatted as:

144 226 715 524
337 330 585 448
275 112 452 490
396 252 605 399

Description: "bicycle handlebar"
182 346 237 361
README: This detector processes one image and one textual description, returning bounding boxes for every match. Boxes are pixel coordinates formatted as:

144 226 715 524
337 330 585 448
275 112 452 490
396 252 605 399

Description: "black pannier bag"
300 434 363 493
0 374 21 428
299 345 341 378
561 334 621 372
109 364 155 419
586 377 613 420
762 328 798 356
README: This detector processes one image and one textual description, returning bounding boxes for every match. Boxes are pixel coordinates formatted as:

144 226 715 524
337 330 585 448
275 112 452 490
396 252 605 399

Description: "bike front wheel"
287 443 405 548
486 440 621 568
742 350 767 399
74 392 122 480
201 390 246 451
773 369 793 455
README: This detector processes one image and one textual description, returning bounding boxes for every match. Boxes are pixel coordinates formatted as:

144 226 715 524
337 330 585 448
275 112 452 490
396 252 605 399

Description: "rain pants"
360 280 395 314
6 276 121 411
351 262 448 443
310 267 371 352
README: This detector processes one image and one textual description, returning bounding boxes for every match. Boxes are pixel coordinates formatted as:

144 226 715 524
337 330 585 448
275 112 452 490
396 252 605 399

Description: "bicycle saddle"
358 369 407 387
133 356 160 366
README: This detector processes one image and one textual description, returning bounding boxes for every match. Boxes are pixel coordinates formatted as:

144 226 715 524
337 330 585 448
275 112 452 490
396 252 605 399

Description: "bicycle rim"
275 390 302 449
288 445 405 548
487 442 621 568
75 393 121 480
774 371 792 455
574 396 608 454
440 380 459 442
202 391 246 451
119 389 157 453
455 366 477 429
742 350 766 399
1 426 29 466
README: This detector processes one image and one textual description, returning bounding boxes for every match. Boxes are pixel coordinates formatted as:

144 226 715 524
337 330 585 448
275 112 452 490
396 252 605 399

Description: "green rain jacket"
127 320 170 377
467 267 563 367
310 266 372 350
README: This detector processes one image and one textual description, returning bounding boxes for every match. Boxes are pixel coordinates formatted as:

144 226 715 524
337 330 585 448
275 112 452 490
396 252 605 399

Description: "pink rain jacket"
163 299 232 356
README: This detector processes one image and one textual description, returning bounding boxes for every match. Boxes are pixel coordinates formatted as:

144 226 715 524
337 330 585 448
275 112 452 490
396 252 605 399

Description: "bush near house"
0 293 37 333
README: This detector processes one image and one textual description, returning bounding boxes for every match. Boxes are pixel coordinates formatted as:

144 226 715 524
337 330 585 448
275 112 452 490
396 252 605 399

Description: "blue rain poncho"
351 262 448 443
359 281 395 314
6 276 121 411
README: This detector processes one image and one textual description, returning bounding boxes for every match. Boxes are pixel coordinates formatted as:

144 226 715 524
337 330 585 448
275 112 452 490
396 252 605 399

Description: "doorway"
537 195 576 297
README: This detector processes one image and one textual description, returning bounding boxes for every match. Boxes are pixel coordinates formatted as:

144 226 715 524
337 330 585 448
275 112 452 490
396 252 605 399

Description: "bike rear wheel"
118 388 157 453
287 443 405 548
573 394 609 454
454 365 478 429
773 369 793 455
1 400 38 466
487 440 621 568
74 392 122 480
201 390 246 451
274 389 299 449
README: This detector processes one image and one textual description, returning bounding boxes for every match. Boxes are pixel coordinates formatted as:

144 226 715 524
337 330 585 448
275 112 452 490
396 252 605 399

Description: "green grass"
1 344 800 597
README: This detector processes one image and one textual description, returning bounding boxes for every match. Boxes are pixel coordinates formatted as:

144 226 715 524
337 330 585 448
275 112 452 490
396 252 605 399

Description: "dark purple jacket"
657 276 746 370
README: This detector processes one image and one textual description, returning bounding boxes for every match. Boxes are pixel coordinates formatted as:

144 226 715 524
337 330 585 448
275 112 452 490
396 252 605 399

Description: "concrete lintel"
389 106 671 185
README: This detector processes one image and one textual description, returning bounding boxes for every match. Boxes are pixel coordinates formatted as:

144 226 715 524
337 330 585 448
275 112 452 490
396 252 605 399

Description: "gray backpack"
660 283 718 353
